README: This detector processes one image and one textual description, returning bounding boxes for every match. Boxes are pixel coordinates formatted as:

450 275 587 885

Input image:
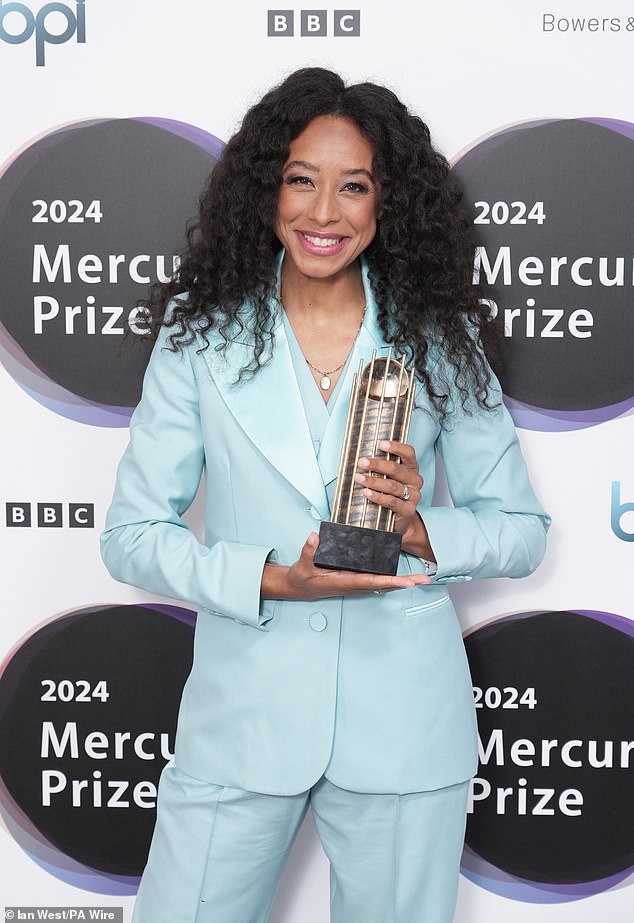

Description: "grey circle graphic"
0 118 219 409
464 610 634 884
453 119 634 412
0 604 195 878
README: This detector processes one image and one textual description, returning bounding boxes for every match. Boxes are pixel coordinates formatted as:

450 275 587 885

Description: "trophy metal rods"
314 347 416 574
331 348 416 533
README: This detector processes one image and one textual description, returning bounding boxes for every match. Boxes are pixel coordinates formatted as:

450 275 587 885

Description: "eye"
284 175 314 187
342 181 370 194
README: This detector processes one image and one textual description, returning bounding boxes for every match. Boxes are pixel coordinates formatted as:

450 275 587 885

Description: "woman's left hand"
355 439 435 559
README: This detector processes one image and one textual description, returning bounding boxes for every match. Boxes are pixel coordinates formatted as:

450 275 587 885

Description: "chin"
289 251 357 280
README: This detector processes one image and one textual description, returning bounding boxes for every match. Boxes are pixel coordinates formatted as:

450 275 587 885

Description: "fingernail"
354 473 366 484
379 440 390 450
358 457 370 468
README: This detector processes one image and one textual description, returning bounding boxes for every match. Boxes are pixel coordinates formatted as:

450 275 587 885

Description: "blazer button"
309 612 327 632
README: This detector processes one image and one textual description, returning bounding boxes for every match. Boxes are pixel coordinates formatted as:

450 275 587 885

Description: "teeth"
303 234 342 248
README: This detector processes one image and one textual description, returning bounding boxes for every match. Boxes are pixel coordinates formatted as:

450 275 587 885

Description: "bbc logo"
5 502 95 528
267 9 361 36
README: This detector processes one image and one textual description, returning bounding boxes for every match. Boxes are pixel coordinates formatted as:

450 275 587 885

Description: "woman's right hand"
261 532 430 601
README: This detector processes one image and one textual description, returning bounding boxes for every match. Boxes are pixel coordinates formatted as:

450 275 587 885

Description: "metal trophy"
314 348 415 576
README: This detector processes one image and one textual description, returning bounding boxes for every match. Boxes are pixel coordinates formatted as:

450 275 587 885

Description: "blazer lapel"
317 270 390 488
198 257 394 515
200 317 330 517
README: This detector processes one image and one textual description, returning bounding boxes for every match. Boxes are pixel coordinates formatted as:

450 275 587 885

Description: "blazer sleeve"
100 325 274 629
421 371 551 584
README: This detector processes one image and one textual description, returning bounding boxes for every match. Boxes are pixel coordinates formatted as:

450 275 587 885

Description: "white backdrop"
1 1 633 921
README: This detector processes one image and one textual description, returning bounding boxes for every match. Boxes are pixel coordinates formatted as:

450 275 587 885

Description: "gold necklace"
305 357 347 392
304 309 365 391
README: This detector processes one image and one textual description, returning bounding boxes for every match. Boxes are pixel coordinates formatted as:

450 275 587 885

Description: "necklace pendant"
320 375 331 391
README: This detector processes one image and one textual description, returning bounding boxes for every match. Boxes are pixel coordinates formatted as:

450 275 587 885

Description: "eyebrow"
283 160 375 182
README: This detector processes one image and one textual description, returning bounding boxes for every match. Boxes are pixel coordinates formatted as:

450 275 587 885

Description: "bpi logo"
611 482 634 542
267 9 360 36
0 0 85 66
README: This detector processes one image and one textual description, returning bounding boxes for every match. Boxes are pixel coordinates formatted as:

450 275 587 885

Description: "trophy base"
314 521 402 576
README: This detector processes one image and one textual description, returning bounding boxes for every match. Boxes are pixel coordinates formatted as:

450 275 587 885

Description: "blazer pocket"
404 594 451 618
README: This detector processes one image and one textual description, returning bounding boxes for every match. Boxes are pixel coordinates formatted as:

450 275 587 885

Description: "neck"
280 259 365 326
279 258 367 399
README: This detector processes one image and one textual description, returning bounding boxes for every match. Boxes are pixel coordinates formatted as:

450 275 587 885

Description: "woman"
101 68 549 923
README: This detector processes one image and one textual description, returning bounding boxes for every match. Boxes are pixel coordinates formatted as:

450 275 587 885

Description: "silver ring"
402 485 410 501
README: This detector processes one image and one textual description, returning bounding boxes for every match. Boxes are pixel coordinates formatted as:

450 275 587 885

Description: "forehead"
287 115 374 166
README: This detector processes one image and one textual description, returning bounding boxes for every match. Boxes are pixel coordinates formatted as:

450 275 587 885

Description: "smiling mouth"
299 232 346 249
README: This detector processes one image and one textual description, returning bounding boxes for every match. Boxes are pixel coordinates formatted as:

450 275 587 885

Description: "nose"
307 185 340 226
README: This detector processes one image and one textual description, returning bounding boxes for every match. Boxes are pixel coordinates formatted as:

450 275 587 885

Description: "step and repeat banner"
1 2 633 921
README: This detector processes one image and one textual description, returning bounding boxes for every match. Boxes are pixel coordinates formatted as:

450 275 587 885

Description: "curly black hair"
144 67 497 418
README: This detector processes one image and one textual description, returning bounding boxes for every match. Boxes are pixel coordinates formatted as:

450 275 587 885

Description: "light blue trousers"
133 766 468 923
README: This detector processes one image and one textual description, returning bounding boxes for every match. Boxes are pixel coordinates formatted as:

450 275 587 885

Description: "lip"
295 230 348 255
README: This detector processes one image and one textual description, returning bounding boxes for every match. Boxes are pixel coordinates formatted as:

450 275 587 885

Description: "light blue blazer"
101 262 549 796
